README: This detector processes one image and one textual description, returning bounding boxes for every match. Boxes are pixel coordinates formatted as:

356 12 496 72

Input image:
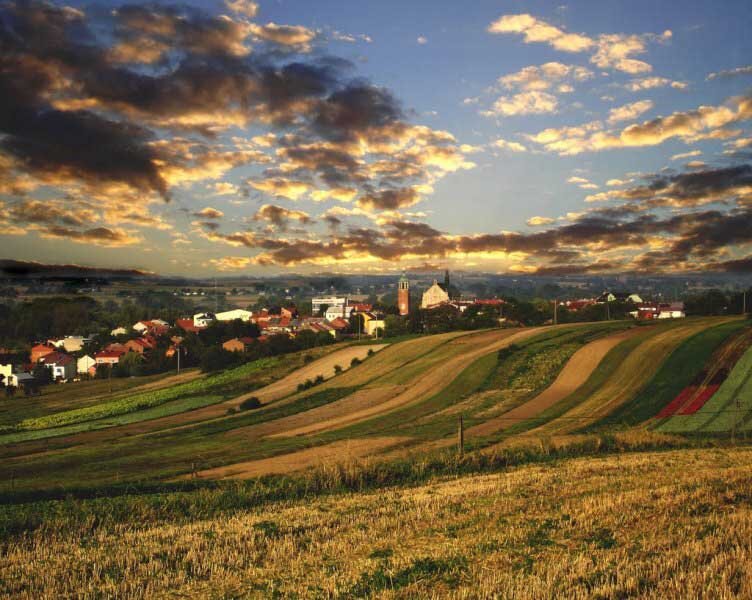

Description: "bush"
333 364 343 374
351 357 362 367
315 374 324 384
226 407 237 415
367 348 375 357
303 354 315 364
239 397 261 411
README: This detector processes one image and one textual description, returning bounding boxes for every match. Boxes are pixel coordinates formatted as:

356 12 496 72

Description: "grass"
0 369 196 427
3 442 752 597
588 319 748 430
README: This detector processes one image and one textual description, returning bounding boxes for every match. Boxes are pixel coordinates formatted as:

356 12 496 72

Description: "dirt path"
127 369 202 393
182 437 408 480
249 327 559 440
466 327 645 437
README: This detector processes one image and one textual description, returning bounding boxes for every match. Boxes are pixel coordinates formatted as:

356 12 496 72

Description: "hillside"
1 317 751 493
3 445 752 597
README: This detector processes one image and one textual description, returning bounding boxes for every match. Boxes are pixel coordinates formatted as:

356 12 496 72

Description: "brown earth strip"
466 327 646 437
182 436 408 480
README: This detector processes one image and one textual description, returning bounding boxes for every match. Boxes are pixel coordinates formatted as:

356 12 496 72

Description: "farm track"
528 319 731 436
466 327 645 437
184 437 409 480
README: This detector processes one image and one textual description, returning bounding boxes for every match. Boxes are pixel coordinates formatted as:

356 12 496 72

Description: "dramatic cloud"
498 62 593 92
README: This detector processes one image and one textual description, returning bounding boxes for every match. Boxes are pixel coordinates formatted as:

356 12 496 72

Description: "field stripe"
465 327 643 437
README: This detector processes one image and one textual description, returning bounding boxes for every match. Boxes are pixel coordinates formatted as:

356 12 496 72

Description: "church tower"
398 273 410 316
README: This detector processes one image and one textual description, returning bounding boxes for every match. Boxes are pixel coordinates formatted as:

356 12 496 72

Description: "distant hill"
0 259 155 280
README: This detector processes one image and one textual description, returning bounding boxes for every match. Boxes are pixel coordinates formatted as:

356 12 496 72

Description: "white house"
193 313 216 328
312 296 347 316
132 321 151 333
365 319 386 337
325 305 354 321
111 326 128 336
0 363 17 387
77 354 96 375
215 309 253 322
39 352 76 381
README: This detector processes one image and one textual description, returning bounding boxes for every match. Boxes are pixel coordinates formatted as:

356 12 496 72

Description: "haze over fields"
1 0 752 276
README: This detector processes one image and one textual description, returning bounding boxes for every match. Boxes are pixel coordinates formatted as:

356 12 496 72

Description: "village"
0 269 688 396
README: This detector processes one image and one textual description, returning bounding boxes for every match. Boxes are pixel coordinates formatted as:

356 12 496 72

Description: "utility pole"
606 300 611 321
553 298 558 325
108 363 112 395
176 344 181 375
743 290 747 315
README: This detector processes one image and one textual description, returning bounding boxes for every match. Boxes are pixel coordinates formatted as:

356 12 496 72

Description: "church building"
421 270 452 309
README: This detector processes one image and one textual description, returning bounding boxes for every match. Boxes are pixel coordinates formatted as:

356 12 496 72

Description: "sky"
1 0 751 276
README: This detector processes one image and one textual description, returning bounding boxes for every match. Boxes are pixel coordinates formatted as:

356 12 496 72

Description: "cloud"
193 207 224 219
37 226 141 247
527 216 555 226
248 23 318 50
529 92 752 155
417 36 428 45
485 91 559 116
224 0 259 18
357 187 421 211
254 204 312 228
567 176 599 189
208 256 253 270
707 65 752 81
671 150 701 161
249 178 312 200
488 13 670 74
607 100 654 123
492 138 527 152
498 62 593 92
624 76 687 91
488 14 593 53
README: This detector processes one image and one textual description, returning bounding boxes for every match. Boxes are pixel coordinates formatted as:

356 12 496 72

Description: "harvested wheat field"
187 436 409 479
467 327 645 437
5 445 752 598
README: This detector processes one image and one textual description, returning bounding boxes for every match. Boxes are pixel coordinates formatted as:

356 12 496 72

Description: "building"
596 292 643 304
110 326 128 336
421 280 450 309
176 318 205 333
312 296 347 316
0 363 16 387
325 305 353 321
365 318 386 337
398 273 410 315
124 338 155 354
95 350 125 366
193 313 216 328
48 336 89 353
30 343 55 363
77 355 96 376
39 352 76 381
216 309 253 322
222 337 256 352
632 302 686 320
